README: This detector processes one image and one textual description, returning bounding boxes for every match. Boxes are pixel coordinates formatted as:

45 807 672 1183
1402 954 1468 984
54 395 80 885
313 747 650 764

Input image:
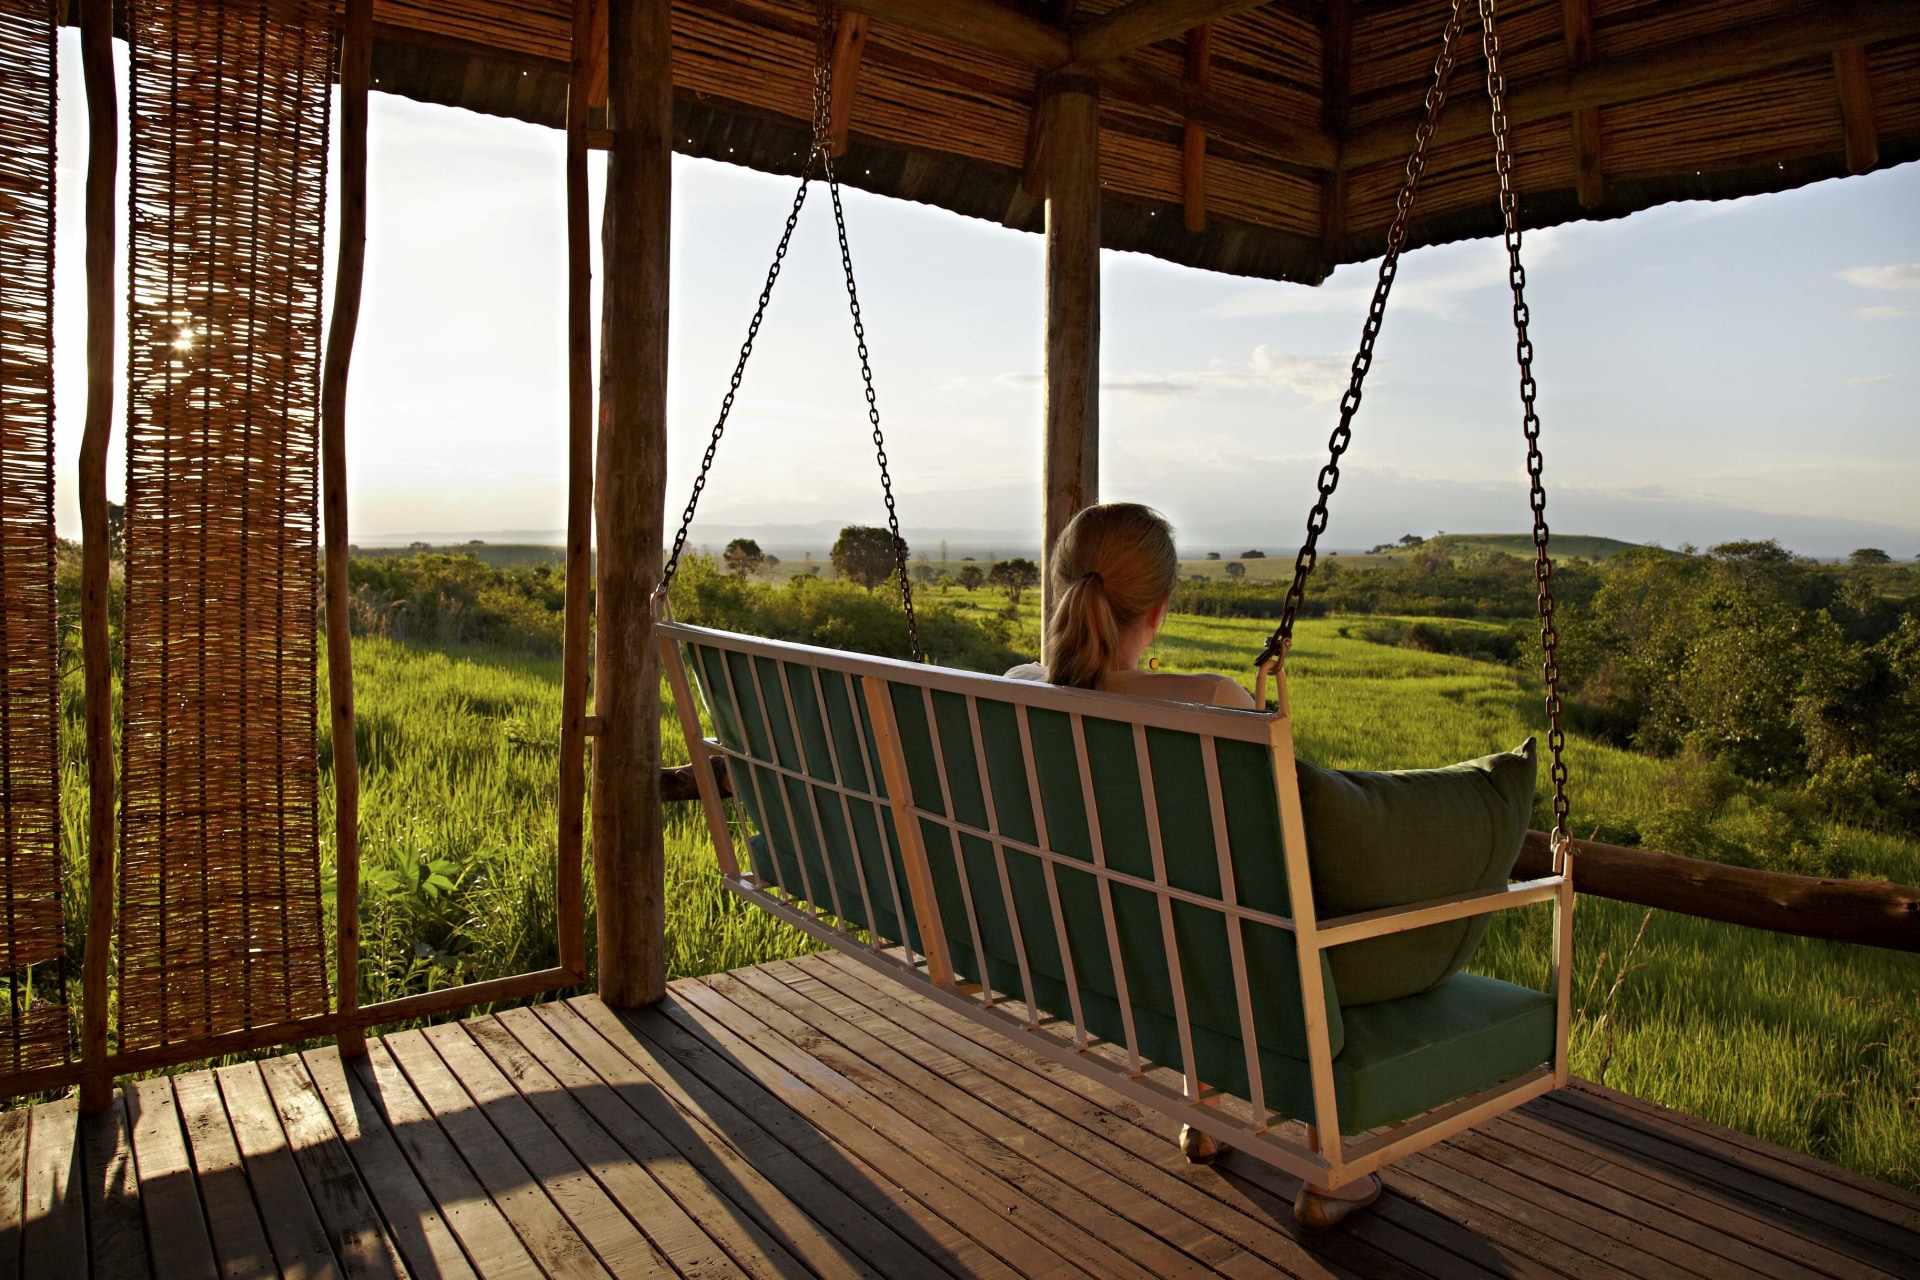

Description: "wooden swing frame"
657 621 1575 1190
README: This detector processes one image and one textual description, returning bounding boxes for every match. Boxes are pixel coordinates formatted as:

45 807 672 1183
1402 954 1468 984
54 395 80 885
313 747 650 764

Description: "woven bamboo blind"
119 0 334 1051
0 0 67 1075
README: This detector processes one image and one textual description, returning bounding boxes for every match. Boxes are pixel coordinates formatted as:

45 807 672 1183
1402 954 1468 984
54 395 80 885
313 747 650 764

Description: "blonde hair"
1045 503 1179 690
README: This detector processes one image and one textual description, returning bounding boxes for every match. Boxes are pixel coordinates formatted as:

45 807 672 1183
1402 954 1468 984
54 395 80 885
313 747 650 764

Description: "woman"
1007 502 1382 1227
1004 503 1253 708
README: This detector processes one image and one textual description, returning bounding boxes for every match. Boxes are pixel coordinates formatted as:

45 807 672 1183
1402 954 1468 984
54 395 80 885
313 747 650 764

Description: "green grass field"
309 605 1920 1189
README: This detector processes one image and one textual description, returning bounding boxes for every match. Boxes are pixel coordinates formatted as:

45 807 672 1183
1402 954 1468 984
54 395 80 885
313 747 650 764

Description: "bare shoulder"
1206 674 1257 709
1105 669 1255 709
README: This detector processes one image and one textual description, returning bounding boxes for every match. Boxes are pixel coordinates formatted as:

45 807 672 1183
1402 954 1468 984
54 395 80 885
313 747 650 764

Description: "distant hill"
351 542 567 570
1423 533 1658 562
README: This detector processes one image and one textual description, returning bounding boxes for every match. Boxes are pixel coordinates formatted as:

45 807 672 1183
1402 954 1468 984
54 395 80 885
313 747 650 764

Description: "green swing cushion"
1295 740 1537 1006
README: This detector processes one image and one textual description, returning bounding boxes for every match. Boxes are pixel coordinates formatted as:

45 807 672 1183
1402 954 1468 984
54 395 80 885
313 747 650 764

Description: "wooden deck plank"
672 976 1107 1280
21 1096 86 1279
348 1038 546 1280
217 1061 346 1280
614 995 1034 1280
82 1091 152 1280
0 1107 31 1280
379 1027 620 1280
1530 1091 1918 1277
1567 1079 1920 1231
1478 1111 1832 1280
796 952 1522 1280
473 1009 813 1280
257 1054 407 1280
1385 1152 1644 1280
126 1075 220 1280
303 1047 479 1280
175 1070 280 1280
417 1020 682 1279
551 998 954 1280
778 955 1372 1280
729 963 1267 1280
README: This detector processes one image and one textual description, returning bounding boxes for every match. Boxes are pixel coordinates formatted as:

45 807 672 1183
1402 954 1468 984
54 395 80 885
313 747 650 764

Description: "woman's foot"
1178 1124 1221 1164
1292 1173 1382 1229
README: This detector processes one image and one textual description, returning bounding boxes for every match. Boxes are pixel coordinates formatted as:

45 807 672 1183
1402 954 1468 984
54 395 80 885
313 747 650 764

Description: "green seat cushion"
1297 741 1536 1006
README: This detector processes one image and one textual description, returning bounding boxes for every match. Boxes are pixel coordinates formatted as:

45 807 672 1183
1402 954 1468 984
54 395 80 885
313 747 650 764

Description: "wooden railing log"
1516 831 1919 954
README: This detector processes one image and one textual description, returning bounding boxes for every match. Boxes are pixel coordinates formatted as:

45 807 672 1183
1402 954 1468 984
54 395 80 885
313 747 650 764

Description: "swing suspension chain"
1257 0 1471 671
659 1 921 664
1480 0 1570 850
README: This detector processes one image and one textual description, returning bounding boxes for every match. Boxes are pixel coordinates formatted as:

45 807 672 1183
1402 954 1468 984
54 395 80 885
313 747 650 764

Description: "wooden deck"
5 952 1917 1279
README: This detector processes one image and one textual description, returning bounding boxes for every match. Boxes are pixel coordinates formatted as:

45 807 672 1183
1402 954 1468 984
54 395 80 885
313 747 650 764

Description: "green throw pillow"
1295 740 1536 1007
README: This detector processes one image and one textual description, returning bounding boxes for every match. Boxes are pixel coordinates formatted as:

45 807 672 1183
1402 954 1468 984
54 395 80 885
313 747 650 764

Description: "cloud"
996 348 1350 405
1858 305 1920 320
1847 373 1893 386
1210 231 1570 321
1839 263 1920 291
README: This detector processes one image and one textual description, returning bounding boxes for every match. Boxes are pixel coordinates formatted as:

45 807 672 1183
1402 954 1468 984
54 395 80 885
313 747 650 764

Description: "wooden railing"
665 762 1920 955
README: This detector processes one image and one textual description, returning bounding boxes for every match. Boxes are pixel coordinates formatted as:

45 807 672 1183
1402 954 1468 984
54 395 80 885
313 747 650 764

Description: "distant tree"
1850 547 1893 565
724 537 767 579
1205 551 1222 561
958 564 985 592
832 525 905 590
1225 561 1246 580
467 539 486 546
911 562 937 584
988 558 1040 605
1397 533 1425 548
106 501 124 561
1241 549 1265 559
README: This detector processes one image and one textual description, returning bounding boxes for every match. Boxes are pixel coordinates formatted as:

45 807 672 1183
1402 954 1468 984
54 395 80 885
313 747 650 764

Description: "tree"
1850 547 1893 565
1225 561 1246 580
1205 551 1221 561
723 537 767 579
988 558 1040 605
1241 549 1265 559
831 525 905 590
957 564 985 592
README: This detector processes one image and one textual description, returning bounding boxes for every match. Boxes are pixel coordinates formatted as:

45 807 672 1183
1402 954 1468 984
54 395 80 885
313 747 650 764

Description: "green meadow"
312 601 1918 1190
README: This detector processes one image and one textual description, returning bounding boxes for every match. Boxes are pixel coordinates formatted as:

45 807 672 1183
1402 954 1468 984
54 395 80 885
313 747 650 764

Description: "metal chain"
1256 0 1471 670
1480 0 1570 851
657 2 920 662
815 6 921 660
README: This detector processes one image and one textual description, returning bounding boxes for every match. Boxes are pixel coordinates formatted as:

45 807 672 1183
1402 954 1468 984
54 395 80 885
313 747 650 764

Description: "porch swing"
654 0 1576 1222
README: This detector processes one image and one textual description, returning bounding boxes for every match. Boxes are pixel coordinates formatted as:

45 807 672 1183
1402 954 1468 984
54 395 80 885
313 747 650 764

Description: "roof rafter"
1070 0 1276 64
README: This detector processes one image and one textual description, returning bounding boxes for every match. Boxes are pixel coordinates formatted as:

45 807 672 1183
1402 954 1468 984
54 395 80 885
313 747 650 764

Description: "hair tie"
1081 570 1103 587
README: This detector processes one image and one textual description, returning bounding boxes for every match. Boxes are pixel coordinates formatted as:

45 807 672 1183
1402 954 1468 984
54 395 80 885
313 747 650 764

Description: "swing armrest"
1314 874 1565 950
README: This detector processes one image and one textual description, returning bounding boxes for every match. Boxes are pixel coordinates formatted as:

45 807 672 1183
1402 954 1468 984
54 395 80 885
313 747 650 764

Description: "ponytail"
1042 504 1180 690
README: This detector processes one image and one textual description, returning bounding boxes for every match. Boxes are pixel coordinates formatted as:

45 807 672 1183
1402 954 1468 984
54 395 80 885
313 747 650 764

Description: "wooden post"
1181 26 1210 232
829 11 869 157
594 0 672 1007
77 0 118 1112
323 0 374 1060
1039 74 1100 653
1833 45 1878 174
1562 0 1604 208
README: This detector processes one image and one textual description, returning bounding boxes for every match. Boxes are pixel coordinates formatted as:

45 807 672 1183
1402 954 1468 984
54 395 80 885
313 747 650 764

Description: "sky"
48 31 1920 560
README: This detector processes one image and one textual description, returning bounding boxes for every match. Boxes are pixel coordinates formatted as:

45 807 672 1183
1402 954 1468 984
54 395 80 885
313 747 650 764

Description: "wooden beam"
559 0 596 983
322 0 375 1064
1072 0 1273 65
1039 74 1101 652
1318 0 1350 253
1102 58 1335 167
1514 831 1919 954
1833 44 1878 174
77 0 118 1112
1181 25 1210 231
1562 0 1603 208
1345 0 1920 170
595 0 673 1008
829 11 870 156
839 0 1070 66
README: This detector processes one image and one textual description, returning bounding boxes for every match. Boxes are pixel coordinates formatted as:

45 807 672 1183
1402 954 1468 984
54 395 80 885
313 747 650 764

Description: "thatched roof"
369 0 1920 283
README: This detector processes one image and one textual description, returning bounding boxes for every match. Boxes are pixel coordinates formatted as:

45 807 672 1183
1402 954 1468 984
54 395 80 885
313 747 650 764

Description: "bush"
346 553 567 654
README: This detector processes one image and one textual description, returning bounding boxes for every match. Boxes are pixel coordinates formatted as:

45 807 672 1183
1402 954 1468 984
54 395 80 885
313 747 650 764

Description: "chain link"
1480 0 1570 850
1257 0 1471 670
658 1 921 661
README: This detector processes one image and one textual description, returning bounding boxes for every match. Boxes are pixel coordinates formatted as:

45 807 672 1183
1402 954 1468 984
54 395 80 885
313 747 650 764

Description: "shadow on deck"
5 951 1916 1278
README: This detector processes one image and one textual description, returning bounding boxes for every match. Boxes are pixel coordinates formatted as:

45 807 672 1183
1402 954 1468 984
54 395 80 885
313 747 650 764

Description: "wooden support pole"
1833 45 1878 174
1181 25 1210 232
323 0 374 1062
594 0 672 1008
557 0 596 982
1562 0 1603 209
77 0 118 1112
1039 74 1100 651
829 11 869 157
